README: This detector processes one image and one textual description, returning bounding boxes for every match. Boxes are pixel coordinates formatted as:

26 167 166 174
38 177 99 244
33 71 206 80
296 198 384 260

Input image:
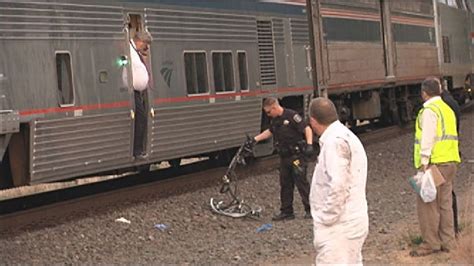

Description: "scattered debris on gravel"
1 112 472 264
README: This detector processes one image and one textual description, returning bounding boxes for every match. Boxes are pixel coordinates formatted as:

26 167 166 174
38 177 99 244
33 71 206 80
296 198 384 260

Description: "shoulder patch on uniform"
293 114 302 123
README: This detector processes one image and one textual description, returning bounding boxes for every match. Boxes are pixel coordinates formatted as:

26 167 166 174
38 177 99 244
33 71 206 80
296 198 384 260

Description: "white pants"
313 218 368 265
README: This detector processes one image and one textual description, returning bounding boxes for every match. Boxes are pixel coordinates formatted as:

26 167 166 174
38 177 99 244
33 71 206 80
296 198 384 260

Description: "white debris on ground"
0 114 471 265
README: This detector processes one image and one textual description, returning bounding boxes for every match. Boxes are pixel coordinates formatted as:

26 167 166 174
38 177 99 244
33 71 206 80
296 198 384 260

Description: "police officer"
248 97 313 221
438 78 461 235
439 78 461 133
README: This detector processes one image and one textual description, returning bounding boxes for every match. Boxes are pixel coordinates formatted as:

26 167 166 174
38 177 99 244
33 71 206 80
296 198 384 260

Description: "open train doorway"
126 13 153 159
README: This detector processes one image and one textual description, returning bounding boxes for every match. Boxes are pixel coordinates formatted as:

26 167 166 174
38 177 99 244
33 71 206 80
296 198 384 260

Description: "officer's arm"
304 126 313 145
254 129 272 143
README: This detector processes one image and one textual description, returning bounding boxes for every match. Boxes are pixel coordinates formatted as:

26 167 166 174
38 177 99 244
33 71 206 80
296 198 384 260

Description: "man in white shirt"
129 32 151 158
308 97 369 265
409 77 460 256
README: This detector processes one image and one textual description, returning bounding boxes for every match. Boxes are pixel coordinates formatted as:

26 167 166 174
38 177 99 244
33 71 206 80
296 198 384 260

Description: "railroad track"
0 156 278 234
0 128 405 234
2 102 471 233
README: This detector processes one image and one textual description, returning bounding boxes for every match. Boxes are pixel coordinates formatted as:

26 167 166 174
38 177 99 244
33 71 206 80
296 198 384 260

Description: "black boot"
272 212 295 221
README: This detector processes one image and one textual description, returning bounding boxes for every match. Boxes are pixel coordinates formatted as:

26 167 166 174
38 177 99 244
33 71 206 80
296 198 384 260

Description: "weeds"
451 193 473 264
402 230 423 247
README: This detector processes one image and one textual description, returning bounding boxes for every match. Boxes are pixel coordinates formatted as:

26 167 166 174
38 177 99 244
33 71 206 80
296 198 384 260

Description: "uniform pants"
313 218 368 265
417 163 457 250
133 90 147 156
279 156 311 214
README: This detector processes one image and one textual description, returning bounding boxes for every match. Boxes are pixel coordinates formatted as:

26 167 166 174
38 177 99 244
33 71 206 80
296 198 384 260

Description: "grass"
450 193 473 264
451 227 473 264
402 230 423 247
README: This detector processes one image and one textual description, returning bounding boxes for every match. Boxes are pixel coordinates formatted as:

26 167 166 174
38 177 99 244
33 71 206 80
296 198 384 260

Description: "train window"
55 52 74 106
128 14 143 39
442 36 451 63
184 52 209 95
238 52 249 91
212 52 234 93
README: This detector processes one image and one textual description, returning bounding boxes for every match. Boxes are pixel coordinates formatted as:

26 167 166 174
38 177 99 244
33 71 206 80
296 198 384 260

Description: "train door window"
55 52 74 106
212 52 234 93
184 52 209 95
237 51 249 91
442 36 451 63
128 14 143 38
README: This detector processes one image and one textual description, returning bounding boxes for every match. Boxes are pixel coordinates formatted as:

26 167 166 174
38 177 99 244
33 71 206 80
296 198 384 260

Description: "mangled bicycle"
209 137 262 218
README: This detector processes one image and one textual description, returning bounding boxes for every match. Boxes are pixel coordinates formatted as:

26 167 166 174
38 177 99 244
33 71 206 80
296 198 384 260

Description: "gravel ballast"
1 112 472 264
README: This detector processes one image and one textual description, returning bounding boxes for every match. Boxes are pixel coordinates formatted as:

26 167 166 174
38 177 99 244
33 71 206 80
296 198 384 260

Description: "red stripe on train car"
18 77 434 116
321 8 380 21
18 87 313 115
391 16 434 27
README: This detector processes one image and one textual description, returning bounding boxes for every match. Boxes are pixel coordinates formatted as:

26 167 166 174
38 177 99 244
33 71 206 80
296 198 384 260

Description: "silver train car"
0 0 472 188
306 0 472 126
0 0 314 187
436 0 473 102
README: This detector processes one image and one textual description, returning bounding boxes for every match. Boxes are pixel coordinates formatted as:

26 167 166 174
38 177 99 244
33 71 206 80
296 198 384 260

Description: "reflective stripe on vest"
414 98 460 168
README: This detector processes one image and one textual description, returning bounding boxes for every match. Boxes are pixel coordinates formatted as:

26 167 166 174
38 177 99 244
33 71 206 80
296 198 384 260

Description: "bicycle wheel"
210 198 251 218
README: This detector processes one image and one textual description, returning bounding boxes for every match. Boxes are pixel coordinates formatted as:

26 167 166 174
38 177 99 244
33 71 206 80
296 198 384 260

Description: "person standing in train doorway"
129 32 152 158
307 97 369 265
410 77 461 257
247 97 314 221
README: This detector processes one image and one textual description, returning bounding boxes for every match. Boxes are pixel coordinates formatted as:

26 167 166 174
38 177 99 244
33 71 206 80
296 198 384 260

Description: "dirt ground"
272 112 474 265
271 184 473 265
0 112 472 265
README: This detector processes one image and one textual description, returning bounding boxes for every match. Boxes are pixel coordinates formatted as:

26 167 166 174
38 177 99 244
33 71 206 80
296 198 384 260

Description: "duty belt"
278 143 303 157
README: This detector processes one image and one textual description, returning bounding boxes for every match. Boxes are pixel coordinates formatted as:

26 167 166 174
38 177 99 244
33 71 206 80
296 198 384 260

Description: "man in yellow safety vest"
410 77 461 257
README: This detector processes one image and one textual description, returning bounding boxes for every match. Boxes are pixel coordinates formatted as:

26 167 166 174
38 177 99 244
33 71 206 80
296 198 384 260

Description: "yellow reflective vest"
414 98 461 169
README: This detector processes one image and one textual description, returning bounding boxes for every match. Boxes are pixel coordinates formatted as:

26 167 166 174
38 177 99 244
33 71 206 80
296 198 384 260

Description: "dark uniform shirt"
269 108 307 155
441 90 461 132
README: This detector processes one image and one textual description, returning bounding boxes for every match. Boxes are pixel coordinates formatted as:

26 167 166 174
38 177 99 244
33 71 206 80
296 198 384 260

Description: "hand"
303 143 314 157
244 137 257 150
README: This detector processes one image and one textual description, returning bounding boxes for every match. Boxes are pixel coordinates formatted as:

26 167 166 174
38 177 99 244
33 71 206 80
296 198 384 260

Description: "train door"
379 0 395 79
305 0 329 97
126 13 153 158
